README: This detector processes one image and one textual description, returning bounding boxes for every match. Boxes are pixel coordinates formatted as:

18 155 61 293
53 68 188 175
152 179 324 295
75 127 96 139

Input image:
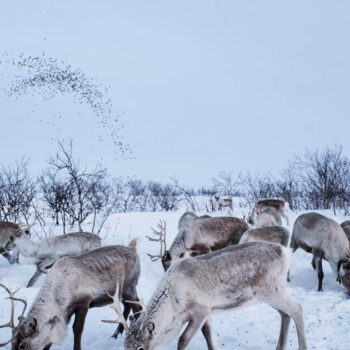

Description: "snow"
1 208 350 349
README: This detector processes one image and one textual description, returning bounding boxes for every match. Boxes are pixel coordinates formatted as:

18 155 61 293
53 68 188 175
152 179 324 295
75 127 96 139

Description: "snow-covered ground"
1 208 350 349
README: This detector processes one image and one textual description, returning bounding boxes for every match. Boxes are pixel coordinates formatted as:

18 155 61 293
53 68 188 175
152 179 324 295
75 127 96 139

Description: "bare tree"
147 182 180 212
0 158 37 223
240 172 277 208
172 178 197 211
294 145 350 211
40 171 74 233
46 140 111 232
212 171 240 197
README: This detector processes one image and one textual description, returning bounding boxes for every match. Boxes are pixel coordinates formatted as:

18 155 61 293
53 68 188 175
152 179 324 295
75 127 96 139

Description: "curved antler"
0 283 27 347
147 220 167 261
125 299 147 317
101 279 128 332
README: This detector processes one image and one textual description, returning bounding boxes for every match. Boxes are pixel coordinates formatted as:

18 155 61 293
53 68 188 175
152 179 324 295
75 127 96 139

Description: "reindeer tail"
128 238 140 252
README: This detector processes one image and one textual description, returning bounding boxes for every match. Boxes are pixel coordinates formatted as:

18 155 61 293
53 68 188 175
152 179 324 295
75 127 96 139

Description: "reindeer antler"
147 220 167 262
0 283 27 347
125 299 147 317
101 279 128 332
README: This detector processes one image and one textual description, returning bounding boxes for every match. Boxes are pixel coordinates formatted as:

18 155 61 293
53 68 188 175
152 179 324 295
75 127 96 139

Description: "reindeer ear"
163 251 170 261
23 316 37 337
48 316 59 328
147 322 154 333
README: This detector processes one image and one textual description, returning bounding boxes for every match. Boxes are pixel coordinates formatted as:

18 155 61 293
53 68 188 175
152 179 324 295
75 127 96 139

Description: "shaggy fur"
125 242 306 350
290 212 350 292
249 199 290 226
162 212 249 270
340 220 350 242
0 221 23 264
12 241 141 350
255 208 283 228
240 226 290 247
6 231 102 287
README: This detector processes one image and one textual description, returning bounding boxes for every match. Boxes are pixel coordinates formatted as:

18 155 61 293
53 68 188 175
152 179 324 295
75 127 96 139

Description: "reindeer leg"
72 303 89 350
264 292 306 350
177 309 209 350
313 249 324 292
281 211 290 226
275 311 291 350
112 301 131 338
201 321 214 350
27 266 43 287
311 257 316 270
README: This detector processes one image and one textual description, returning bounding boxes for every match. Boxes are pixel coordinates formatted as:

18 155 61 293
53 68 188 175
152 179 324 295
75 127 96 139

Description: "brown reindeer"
5 240 141 350
155 212 249 271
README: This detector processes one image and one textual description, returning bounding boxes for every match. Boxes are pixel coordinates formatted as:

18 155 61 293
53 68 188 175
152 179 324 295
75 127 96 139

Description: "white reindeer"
125 241 307 350
5 230 102 287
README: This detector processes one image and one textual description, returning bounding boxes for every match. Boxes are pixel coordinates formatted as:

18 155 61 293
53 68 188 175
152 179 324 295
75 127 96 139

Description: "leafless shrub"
0 158 37 223
212 171 241 197
294 145 350 212
44 140 117 233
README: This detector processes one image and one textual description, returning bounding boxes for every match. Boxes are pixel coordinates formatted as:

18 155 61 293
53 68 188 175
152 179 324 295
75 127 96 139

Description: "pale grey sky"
1 0 350 185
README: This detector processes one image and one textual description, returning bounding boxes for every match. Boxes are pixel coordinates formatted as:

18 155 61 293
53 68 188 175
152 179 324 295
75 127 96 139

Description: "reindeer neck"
146 281 183 345
16 236 39 257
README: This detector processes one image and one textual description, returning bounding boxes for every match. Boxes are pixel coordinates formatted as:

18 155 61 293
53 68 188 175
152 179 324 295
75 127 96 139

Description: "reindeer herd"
0 198 350 350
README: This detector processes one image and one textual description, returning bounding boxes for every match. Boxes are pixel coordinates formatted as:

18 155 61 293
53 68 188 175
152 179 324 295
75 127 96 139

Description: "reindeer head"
125 315 155 350
11 313 66 350
337 257 350 295
5 228 30 251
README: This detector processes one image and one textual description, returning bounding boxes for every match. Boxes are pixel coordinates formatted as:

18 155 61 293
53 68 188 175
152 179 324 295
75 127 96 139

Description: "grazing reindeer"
214 196 233 210
255 208 282 228
341 220 350 241
125 242 307 350
249 199 290 226
159 213 249 271
8 241 141 350
290 212 350 293
5 230 102 287
0 222 27 264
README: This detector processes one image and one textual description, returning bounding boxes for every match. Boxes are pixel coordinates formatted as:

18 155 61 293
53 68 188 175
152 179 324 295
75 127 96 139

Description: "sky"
1 0 350 186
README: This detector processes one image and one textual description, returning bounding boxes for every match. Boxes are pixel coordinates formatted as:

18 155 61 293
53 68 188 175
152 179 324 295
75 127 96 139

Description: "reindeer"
0 222 27 264
249 199 290 226
341 220 350 241
4 241 141 350
214 196 233 210
239 226 290 247
150 213 249 271
255 208 283 228
125 241 307 350
290 212 350 293
5 230 102 287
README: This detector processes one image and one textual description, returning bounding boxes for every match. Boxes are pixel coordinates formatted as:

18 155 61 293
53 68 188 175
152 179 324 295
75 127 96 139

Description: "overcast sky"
1 1 350 186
